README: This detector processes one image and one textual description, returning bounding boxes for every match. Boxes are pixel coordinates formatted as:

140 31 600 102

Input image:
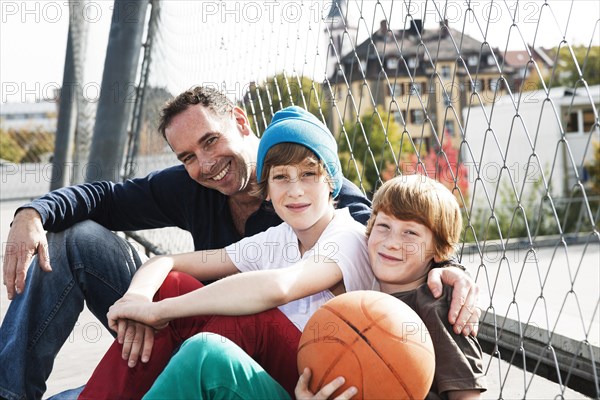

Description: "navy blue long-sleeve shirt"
22 165 372 251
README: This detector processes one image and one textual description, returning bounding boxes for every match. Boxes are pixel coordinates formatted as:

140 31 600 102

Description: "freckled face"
368 212 438 293
165 105 255 195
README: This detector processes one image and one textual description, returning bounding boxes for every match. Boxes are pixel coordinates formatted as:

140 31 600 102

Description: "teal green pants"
143 333 291 400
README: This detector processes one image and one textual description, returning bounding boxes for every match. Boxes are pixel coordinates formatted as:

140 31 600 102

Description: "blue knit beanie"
256 106 342 198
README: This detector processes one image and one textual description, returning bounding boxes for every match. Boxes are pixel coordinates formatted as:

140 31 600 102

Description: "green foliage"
587 141 600 195
0 130 26 162
0 129 54 163
338 108 412 196
243 74 329 134
466 177 564 243
547 45 600 87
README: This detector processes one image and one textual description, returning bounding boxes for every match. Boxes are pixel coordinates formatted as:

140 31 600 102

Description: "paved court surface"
0 199 590 398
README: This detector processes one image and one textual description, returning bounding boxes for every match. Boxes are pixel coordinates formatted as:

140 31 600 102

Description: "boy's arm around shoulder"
428 262 481 336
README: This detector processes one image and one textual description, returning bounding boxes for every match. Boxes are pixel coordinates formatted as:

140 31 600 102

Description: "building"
504 46 554 91
0 101 58 132
327 19 513 151
463 85 599 205
322 0 358 80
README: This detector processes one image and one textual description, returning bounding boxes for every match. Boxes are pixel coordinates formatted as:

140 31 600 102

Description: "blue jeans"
0 221 143 400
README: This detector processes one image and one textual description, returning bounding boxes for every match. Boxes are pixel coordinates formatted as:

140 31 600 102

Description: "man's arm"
336 178 372 225
428 267 481 337
2 165 199 299
23 165 195 233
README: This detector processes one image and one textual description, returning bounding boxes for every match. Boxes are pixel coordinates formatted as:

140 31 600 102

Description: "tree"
547 45 600 88
401 130 469 202
338 108 413 196
0 129 54 163
587 140 600 195
0 129 26 162
243 73 329 135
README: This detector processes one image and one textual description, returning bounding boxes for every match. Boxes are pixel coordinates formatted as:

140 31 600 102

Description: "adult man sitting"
0 86 479 400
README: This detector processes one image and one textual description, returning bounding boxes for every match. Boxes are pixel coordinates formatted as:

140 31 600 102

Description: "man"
0 87 479 400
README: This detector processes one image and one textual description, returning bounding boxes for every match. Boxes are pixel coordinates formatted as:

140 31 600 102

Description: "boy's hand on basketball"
295 368 358 399
428 266 481 337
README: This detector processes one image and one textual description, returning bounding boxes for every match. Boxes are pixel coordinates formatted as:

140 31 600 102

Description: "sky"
1 0 598 104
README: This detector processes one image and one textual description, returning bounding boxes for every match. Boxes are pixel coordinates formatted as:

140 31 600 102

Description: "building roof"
504 46 554 68
326 0 346 20
485 84 600 107
337 20 511 80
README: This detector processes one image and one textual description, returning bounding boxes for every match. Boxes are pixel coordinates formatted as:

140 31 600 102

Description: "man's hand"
428 266 481 337
295 368 357 400
3 208 51 299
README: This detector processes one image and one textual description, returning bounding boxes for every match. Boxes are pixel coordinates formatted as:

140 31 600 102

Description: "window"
444 120 455 136
566 109 597 133
489 79 499 91
414 137 431 152
443 93 452 106
359 60 367 72
566 112 579 132
467 55 479 66
393 110 407 124
410 109 425 124
471 79 484 91
390 82 403 96
407 58 417 69
583 110 596 132
441 65 451 79
410 82 426 96
487 54 496 66
386 57 399 70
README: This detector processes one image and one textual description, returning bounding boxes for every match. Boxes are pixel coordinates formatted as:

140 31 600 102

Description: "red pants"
80 272 301 399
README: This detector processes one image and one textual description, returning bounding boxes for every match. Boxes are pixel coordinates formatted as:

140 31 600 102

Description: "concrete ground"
0 199 590 399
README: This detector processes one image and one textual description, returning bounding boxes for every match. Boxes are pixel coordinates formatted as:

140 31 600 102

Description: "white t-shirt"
225 208 377 330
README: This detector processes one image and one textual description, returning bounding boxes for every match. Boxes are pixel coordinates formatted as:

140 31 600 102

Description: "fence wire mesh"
122 0 599 397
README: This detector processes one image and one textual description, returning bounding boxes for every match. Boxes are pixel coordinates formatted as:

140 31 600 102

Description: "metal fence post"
85 0 149 183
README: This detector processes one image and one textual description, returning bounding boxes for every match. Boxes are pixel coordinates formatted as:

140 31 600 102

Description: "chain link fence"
123 1 599 397
1 0 598 397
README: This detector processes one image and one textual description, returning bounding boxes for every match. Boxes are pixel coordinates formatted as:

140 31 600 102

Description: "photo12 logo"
199 1 338 24
1 1 106 24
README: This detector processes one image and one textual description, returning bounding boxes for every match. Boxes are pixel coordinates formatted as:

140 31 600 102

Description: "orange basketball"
297 290 435 399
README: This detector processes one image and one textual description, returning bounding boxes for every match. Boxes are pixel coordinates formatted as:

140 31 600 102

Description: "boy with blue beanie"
256 106 343 197
80 106 376 398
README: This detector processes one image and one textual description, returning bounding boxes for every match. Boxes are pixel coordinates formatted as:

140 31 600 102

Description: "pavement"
0 198 591 399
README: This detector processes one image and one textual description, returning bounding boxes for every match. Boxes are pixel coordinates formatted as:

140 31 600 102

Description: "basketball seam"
323 303 416 399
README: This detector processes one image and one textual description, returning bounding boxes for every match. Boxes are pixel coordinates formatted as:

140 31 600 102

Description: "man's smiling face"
165 105 256 195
